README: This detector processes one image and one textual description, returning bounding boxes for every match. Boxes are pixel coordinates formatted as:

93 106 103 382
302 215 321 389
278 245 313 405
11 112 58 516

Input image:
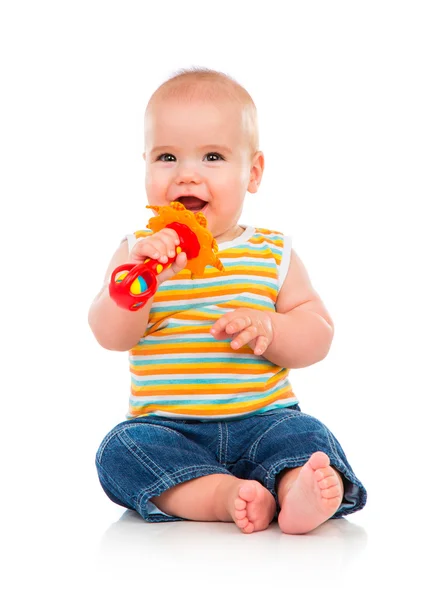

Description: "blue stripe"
158 277 277 292
130 356 267 365
159 322 211 329
150 295 275 314
219 242 284 254
150 301 219 313
131 375 271 387
135 231 284 246
129 378 291 406
137 337 231 346
210 258 280 267
131 356 283 372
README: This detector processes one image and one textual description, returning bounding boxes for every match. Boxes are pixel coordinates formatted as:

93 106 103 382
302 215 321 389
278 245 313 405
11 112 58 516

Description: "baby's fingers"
155 252 187 284
229 326 258 349
252 335 270 355
210 316 232 337
129 241 165 262
224 316 252 335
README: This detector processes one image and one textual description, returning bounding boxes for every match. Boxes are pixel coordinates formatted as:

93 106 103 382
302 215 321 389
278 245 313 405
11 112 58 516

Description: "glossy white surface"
4 484 422 599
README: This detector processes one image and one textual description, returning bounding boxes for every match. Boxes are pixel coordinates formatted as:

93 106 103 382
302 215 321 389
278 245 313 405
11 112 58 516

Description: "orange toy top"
109 201 224 311
147 201 224 277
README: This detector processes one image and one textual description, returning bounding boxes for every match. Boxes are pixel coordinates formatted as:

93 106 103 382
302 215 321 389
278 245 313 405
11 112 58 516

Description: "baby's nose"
175 161 202 184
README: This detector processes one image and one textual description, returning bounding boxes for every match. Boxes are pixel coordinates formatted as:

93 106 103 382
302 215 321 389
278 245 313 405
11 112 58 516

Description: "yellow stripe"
216 300 275 311
146 302 276 325
173 265 278 280
154 283 276 301
131 371 288 395
148 325 214 336
129 387 295 417
220 246 282 257
130 364 282 375
218 250 282 264
130 342 252 355
131 383 269 395
152 308 271 321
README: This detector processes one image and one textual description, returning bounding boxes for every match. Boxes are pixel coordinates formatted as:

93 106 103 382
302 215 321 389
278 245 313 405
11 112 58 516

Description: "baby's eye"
157 153 176 162
204 152 224 162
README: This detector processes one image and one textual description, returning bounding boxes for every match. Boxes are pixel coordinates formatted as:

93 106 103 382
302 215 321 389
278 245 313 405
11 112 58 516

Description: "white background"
1 1 424 598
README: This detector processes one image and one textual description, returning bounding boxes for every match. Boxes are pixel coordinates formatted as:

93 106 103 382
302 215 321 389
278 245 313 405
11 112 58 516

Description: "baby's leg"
152 474 276 534
236 408 367 534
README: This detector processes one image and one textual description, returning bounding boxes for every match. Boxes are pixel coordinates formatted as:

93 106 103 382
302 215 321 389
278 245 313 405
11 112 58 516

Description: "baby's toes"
234 508 247 521
234 497 246 511
316 472 338 490
314 466 335 483
242 522 255 534
236 516 250 530
321 484 342 499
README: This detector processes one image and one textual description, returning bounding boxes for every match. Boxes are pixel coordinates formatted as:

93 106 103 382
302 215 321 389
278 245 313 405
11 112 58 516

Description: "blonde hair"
145 67 259 155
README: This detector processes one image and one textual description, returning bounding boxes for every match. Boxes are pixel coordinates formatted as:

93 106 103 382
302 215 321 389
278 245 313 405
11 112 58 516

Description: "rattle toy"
109 201 224 311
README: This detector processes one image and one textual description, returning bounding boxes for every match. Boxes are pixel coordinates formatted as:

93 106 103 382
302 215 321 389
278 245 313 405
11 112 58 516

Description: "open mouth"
176 196 207 212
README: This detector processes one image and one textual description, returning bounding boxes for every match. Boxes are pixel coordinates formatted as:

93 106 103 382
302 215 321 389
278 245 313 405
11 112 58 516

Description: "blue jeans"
95 405 367 522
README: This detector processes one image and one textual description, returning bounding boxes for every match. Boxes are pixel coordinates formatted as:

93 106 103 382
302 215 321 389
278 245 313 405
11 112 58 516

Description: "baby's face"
144 97 260 242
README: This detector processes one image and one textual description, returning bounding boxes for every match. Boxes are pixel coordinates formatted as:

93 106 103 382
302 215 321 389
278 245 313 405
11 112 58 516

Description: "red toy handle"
109 222 200 311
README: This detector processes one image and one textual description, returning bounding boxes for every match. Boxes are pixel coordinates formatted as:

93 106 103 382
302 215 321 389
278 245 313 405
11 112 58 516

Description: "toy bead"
109 201 224 311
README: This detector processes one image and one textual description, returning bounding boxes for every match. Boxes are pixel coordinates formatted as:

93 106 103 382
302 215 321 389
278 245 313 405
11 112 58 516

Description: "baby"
89 68 367 534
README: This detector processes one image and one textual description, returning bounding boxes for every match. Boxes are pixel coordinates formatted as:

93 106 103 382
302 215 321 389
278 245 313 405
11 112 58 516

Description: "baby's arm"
262 249 334 368
89 229 187 351
88 241 154 351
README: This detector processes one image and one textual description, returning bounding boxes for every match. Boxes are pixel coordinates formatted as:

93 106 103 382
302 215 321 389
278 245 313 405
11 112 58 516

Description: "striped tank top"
125 224 298 421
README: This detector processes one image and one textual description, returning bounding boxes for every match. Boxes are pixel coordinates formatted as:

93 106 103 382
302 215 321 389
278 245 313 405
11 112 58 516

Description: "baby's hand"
210 308 274 355
128 228 187 285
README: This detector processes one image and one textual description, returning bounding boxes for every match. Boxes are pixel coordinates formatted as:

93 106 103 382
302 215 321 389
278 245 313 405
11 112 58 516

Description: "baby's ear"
247 151 264 193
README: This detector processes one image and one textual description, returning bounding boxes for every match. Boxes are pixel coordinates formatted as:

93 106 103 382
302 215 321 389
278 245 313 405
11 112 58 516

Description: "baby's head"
143 68 264 243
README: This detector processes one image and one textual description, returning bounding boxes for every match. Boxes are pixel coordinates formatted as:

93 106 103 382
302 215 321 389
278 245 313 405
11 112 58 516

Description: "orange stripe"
149 326 213 336
215 300 276 311
218 251 282 263
129 389 296 417
249 238 284 247
130 343 253 355
146 311 272 333
255 228 285 236
131 371 287 395
154 285 276 303
172 267 278 281
219 247 282 257
130 364 281 376
131 384 284 396
145 305 275 325
150 308 274 322
148 302 275 321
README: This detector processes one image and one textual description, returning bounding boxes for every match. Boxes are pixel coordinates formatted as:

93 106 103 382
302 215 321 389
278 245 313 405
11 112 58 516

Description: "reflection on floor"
97 509 368 593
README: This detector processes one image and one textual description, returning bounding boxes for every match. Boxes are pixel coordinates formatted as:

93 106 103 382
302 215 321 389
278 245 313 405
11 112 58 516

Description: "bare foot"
278 451 344 535
226 481 276 534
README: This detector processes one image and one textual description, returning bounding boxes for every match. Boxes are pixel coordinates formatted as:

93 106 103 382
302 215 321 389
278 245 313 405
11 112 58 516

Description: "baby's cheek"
145 168 170 195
